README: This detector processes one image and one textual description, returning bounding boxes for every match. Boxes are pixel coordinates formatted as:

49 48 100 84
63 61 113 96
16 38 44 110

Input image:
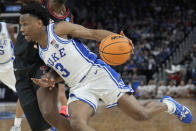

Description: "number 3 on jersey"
0 46 4 55
55 63 70 77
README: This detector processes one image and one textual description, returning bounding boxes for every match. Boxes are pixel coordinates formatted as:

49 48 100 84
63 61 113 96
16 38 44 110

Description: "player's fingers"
31 78 40 85
119 30 134 51
129 39 134 48
41 78 55 88
49 81 55 88
49 77 55 82
42 77 48 81
131 49 134 55
128 40 134 55
48 82 55 88
41 78 50 83
31 78 51 88
42 77 55 82
31 78 37 81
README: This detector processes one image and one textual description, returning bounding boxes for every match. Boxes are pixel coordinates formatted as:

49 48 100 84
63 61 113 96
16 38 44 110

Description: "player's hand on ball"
120 30 134 54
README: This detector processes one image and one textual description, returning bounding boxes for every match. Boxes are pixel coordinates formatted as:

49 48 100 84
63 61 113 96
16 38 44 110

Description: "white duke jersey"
39 23 101 87
0 22 14 64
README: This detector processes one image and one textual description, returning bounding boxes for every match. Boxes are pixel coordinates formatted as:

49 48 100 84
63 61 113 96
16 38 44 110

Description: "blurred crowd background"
0 0 196 100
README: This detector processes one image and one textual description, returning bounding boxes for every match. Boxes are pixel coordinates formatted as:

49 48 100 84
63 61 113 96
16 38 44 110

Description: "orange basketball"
99 34 132 66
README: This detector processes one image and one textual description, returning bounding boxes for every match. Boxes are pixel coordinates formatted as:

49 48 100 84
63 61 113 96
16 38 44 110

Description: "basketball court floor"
0 99 195 131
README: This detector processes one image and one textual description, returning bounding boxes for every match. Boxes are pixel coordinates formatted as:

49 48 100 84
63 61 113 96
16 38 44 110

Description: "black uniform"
14 0 74 130
41 0 74 23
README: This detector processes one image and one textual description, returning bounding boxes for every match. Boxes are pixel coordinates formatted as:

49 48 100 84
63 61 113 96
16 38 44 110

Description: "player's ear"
37 19 44 28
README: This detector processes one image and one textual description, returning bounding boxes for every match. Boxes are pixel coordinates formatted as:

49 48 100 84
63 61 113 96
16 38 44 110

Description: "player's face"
20 14 42 41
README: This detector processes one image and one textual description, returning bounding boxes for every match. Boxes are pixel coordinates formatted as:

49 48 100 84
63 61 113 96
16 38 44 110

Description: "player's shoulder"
53 21 69 35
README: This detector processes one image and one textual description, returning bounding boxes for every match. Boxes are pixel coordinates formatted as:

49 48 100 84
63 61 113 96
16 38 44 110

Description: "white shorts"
0 60 16 92
67 65 133 113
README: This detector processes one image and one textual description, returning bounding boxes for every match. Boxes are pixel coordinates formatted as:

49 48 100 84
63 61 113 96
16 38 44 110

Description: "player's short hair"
20 2 49 26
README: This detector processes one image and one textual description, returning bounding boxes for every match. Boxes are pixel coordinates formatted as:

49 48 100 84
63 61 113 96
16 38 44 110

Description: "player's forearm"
70 27 115 42
90 29 115 41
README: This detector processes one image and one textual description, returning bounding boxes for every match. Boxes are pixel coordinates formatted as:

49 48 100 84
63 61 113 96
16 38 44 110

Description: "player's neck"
36 28 48 49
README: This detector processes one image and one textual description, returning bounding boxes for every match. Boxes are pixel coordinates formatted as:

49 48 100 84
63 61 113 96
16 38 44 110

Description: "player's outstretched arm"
120 30 134 54
54 21 115 42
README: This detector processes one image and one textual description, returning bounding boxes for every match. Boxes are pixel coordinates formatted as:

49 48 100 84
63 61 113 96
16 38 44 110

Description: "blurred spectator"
127 60 137 72
166 66 181 85
157 81 168 98
147 80 156 98
136 81 148 99
167 80 178 98
186 79 196 97
177 80 187 98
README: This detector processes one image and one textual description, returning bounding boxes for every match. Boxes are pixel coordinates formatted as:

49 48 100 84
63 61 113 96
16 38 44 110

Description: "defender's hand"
31 78 55 89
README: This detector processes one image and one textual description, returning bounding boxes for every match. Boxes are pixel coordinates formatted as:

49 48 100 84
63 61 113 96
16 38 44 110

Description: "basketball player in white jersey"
0 22 24 131
18 0 73 117
17 0 71 117
20 3 193 131
12 0 73 130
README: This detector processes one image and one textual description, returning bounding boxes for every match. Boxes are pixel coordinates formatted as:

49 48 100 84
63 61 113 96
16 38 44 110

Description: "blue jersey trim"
106 102 118 109
70 93 96 112
102 65 133 92
72 39 97 64
10 41 14 56
0 57 15 64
